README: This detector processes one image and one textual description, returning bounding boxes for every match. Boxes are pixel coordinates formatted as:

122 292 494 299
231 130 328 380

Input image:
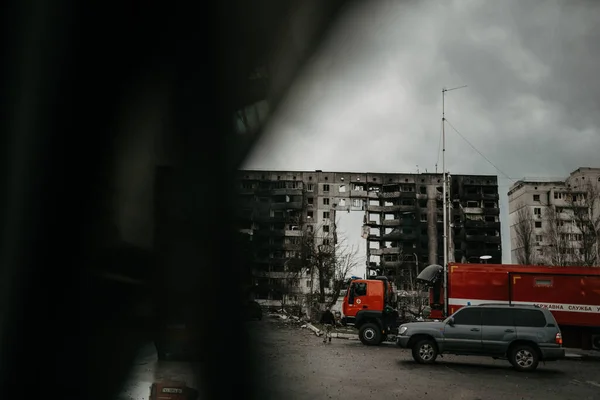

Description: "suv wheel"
412 339 438 364
358 323 382 346
510 345 539 372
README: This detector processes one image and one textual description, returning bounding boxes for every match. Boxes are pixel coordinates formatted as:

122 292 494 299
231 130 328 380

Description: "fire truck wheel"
359 323 382 346
412 339 438 364
509 344 539 372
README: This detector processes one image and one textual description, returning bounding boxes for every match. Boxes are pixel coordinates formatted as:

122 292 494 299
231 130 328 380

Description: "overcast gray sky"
243 0 600 263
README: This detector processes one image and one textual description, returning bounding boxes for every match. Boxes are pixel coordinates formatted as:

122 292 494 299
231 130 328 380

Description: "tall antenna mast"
441 85 466 317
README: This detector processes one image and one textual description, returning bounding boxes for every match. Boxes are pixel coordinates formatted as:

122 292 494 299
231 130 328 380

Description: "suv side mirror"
447 317 455 326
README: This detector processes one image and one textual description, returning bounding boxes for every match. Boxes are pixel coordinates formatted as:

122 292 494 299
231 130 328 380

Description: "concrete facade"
238 170 502 304
507 167 600 265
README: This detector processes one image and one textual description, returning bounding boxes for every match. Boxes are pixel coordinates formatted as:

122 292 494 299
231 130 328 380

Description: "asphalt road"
249 319 600 400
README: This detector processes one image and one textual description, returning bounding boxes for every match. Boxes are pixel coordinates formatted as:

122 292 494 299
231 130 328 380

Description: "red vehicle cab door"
345 280 382 315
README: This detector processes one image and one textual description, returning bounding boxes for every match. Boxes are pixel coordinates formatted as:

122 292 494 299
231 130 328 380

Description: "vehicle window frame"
481 307 514 326
513 308 547 327
354 282 367 297
451 306 482 325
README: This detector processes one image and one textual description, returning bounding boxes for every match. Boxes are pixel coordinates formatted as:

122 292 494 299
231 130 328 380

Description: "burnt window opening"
307 197 314 204
419 186 427 194
418 200 427 208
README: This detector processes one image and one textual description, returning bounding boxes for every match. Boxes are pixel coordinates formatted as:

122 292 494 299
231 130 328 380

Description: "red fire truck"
417 262 600 350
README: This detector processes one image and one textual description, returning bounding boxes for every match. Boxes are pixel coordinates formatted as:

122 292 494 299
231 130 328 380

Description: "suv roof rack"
478 303 540 308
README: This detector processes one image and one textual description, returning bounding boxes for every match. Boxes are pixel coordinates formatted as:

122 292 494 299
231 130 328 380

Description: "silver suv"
396 304 565 371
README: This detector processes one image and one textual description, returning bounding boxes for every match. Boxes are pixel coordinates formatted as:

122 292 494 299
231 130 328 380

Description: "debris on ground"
301 323 322 336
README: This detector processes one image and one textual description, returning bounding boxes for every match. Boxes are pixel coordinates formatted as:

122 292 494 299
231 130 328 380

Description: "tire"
359 323 382 346
510 344 539 372
412 339 438 364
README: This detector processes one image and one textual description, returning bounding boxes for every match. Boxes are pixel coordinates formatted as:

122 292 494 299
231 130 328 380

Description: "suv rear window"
513 309 546 327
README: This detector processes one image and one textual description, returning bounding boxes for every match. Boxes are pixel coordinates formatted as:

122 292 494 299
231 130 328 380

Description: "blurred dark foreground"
0 0 348 399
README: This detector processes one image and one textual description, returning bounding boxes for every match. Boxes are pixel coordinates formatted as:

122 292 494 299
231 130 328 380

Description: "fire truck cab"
341 276 402 345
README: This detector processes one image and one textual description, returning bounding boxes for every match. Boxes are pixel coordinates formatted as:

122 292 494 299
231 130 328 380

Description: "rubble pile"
267 308 307 327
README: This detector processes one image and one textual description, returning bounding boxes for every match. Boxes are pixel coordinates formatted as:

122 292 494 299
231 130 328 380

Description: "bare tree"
514 204 537 265
296 220 361 307
544 205 570 266
327 238 360 308
566 182 600 266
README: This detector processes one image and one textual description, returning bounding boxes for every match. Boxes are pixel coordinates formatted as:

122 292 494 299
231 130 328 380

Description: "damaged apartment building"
237 170 502 305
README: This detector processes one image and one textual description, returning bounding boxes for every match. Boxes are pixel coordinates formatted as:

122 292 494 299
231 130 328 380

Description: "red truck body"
422 262 600 349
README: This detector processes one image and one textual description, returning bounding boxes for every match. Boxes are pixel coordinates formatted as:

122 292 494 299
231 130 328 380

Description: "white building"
508 167 600 265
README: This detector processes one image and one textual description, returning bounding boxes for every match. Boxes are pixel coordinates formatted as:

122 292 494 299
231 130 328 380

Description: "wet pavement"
116 319 600 399
249 319 600 400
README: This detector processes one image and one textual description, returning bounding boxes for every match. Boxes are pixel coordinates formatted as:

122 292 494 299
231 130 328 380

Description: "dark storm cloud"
243 0 600 261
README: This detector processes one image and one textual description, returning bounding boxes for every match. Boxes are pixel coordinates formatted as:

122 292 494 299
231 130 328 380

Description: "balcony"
399 191 417 199
482 192 499 200
462 192 482 200
381 247 403 255
483 208 500 216
464 220 486 228
465 234 486 241
271 201 303 210
284 229 303 237
379 191 401 198
463 207 483 214
382 231 417 241
366 205 388 212
382 219 400 226
254 229 285 237
350 190 368 197
380 261 402 268
271 188 303 196
485 236 501 244
463 220 501 229
369 248 383 256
